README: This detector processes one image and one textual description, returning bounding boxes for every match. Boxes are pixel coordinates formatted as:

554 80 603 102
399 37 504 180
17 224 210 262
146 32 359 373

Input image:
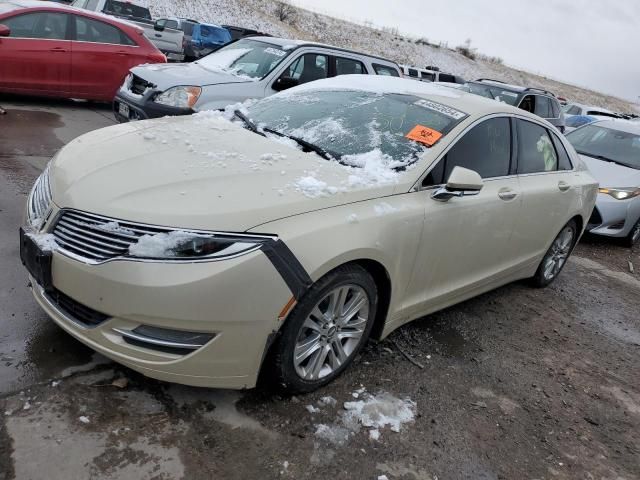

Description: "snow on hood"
282 74 463 99
50 113 410 232
579 154 640 188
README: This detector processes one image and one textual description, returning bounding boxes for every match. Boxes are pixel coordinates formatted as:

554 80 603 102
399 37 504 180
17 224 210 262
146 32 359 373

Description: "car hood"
578 154 640 188
50 115 405 232
131 62 251 91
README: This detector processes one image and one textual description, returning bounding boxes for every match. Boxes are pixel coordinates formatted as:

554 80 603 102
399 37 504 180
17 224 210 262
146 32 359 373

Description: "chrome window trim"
50 208 277 266
71 40 140 47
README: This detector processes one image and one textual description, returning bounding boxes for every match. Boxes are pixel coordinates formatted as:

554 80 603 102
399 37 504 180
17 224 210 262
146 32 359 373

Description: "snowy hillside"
146 0 636 113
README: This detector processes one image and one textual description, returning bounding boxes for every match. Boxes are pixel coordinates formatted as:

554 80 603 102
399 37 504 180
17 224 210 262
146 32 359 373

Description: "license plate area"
19 227 53 292
118 102 130 118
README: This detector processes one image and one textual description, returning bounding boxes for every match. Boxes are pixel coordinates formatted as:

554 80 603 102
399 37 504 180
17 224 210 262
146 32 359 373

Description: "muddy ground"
0 96 639 480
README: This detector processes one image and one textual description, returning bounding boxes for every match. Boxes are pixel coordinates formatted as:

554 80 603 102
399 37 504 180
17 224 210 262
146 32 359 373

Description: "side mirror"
0 25 10 37
153 21 165 32
432 166 483 202
273 76 299 92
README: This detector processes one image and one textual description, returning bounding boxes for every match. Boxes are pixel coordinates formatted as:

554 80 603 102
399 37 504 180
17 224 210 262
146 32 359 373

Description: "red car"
0 1 166 101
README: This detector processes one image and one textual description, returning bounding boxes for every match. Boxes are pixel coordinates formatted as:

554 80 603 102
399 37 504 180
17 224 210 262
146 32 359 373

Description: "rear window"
103 0 151 20
373 64 399 77
248 90 469 166
468 83 520 106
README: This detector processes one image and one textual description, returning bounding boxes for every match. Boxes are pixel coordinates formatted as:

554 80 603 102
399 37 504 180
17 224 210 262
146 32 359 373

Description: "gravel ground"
1 97 639 480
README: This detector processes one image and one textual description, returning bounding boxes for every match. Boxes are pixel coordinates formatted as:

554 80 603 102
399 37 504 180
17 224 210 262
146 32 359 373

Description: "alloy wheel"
293 284 370 380
542 225 575 281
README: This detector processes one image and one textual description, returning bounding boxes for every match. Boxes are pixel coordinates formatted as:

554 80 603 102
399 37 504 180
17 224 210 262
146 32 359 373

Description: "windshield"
467 83 519 105
103 0 151 20
567 124 640 169
197 39 290 79
247 90 468 166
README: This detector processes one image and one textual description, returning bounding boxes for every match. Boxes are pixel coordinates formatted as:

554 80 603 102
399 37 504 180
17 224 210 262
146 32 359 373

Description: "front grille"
45 288 109 327
130 74 151 96
52 210 168 262
588 207 603 227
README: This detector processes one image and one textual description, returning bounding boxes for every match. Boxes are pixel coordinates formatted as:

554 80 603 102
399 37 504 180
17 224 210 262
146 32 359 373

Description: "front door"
403 116 523 316
0 11 71 95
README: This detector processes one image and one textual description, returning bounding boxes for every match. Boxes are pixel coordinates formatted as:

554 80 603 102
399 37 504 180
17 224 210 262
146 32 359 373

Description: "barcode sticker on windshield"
414 99 467 120
265 47 286 57
405 125 443 146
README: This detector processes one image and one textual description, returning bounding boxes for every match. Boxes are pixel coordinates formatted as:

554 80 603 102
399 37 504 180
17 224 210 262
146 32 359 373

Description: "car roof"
244 36 398 65
593 119 640 135
281 75 539 120
0 0 144 30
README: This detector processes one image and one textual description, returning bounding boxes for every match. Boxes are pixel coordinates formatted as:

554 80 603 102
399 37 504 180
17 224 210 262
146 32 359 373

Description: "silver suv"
467 79 566 132
114 36 401 122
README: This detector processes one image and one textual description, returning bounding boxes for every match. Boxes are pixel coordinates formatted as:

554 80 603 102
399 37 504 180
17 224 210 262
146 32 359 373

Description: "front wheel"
531 220 578 288
270 264 377 393
624 218 640 248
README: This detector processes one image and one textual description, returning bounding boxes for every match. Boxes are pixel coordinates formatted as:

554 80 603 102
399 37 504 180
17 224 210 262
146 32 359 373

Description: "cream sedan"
21 76 597 393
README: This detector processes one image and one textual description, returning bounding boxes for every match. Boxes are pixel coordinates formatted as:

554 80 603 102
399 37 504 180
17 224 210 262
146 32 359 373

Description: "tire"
624 219 640 248
531 219 578 288
271 264 378 393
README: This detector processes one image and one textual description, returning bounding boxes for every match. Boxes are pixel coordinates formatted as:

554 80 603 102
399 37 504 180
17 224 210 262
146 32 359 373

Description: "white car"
21 76 598 392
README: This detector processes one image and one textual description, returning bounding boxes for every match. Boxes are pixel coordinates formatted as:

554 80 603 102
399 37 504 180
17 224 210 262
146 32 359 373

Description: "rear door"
405 116 522 315
0 11 71 95
70 14 139 100
511 118 577 265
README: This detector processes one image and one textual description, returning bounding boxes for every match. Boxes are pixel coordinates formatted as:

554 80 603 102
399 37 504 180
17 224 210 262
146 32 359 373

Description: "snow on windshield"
197 39 289 80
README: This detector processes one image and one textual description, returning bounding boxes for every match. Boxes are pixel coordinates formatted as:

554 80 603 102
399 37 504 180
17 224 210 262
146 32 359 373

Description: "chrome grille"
27 164 52 227
52 210 169 262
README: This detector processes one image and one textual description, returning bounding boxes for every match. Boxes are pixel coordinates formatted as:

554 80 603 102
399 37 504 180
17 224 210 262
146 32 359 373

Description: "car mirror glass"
273 76 299 92
153 21 165 32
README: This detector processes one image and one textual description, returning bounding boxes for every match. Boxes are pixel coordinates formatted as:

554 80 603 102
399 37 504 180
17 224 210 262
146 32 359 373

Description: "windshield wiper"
263 127 333 161
576 151 633 168
233 109 264 136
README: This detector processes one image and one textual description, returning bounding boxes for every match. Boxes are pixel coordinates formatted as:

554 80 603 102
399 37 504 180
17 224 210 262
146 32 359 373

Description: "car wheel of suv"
271 264 377 393
531 219 578 288
624 219 640 247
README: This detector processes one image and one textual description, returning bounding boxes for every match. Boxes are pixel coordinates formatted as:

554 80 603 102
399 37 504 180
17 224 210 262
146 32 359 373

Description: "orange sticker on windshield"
405 125 442 146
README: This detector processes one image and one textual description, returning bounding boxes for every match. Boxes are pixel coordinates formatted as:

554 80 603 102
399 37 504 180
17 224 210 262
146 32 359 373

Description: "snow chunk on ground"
129 231 194 258
319 396 337 407
314 424 351 445
306 405 320 414
78 416 90 424
369 429 380 441
344 392 416 433
28 232 57 252
374 202 398 216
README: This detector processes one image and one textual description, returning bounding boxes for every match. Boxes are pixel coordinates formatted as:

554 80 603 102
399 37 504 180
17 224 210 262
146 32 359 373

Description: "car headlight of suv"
153 86 202 108
27 162 53 228
599 187 640 200
128 230 270 260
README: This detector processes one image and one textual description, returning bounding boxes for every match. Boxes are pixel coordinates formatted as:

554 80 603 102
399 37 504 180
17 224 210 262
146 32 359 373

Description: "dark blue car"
187 23 232 60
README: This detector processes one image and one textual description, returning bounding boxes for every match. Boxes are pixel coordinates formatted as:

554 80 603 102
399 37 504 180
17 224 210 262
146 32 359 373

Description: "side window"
423 117 512 186
73 0 89 8
373 64 399 77
283 53 328 84
421 72 435 82
155 19 166 28
439 73 455 83
550 133 573 170
86 0 99 9
335 57 366 75
566 105 581 115
75 16 131 45
408 68 418 78
550 99 560 118
3 12 68 40
516 120 558 174
534 96 552 118
165 20 178 30
518 95 535 113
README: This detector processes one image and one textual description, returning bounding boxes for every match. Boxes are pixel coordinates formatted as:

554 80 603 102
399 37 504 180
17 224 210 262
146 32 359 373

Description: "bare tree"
274 1 295 22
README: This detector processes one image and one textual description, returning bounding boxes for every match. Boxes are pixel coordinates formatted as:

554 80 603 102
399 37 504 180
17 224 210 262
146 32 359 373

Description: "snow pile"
294 175 340 198
343 392 416 433
28 232 58 252
313 389 416 444
346 214 359 224
128 231 195 257
343 149 402 187
96 221 135 236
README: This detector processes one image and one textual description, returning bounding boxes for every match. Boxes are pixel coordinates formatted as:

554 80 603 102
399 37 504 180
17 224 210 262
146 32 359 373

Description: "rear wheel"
271 265 377 393
624 219 640 247
531 220 577 288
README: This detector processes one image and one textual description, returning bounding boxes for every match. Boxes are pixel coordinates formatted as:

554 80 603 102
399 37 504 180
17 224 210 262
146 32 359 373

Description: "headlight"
27 162 53 228
128 230 267 260
153 86 202 108
599 187 640 200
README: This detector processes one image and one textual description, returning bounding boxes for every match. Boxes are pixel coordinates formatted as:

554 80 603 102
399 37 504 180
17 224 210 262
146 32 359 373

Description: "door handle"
558 181 571 192
155 34 162 37
498 190 518 201
116 51 128 56
49 47 67 53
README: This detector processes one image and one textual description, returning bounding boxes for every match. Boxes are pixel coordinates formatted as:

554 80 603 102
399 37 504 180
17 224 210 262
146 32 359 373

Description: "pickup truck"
70 0 184 61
